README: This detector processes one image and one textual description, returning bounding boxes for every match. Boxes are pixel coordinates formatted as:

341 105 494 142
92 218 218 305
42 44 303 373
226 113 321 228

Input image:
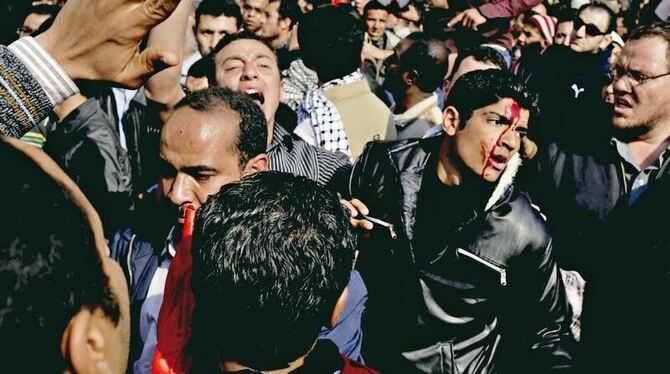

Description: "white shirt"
133 227 177 374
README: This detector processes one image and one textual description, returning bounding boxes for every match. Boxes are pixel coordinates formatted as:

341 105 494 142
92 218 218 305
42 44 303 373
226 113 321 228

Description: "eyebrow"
181 165 219 174
222 53 277 64
486 111 512 124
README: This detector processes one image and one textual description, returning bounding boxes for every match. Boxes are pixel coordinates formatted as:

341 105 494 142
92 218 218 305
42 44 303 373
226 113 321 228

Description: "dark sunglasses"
573 17 607 37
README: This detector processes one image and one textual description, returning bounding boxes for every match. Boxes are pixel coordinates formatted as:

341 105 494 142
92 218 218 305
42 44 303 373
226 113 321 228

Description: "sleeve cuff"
8 37 79 107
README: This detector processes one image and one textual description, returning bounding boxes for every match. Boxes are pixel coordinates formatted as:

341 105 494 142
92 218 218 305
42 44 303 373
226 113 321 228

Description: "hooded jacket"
349 136 573 373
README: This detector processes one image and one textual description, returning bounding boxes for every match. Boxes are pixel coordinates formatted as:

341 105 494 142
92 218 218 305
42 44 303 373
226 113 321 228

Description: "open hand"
35 0 181 88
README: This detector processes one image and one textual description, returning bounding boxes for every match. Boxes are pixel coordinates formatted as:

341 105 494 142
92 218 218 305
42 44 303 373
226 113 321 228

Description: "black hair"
448 69 539 128
196 0 243 29
187 56 213 79
628 22 670 66
270 0 303 26
449 45 506 80
363 0 388 16
174 88 268 167
190 171 356 370
0 140 118 372
298 6 365 82
548 3 575 23
211 30 276 58
399 40 449 92
578 3 617 33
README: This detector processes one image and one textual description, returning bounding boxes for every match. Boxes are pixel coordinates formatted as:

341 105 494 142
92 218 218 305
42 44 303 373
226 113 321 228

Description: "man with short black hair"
385 39 449 138
242 0 269 33
349 69 574 372
194 0 242 57
259 0 301 70
191 171 377 373
530 2 616 144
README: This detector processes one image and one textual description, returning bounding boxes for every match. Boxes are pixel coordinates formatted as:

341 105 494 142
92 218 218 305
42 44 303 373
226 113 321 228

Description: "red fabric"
152 204 197 374
340 354 381 374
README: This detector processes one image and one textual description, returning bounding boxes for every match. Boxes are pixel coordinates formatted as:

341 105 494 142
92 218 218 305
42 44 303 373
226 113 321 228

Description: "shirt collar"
394 94 442 126
611 137 670 172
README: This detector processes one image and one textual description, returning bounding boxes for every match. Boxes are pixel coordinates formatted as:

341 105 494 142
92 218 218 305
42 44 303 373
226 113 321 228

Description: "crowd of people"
1 0 670 371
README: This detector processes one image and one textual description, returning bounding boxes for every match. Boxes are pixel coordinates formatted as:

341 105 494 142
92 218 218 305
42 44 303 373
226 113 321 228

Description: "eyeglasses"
610 65 670 87
573 17 607 37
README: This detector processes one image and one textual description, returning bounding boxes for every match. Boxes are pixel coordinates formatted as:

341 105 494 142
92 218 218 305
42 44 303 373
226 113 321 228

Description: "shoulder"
495 188 552 254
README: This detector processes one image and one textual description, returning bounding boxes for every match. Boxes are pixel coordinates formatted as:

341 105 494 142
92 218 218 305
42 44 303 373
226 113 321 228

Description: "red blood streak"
480 100 520 178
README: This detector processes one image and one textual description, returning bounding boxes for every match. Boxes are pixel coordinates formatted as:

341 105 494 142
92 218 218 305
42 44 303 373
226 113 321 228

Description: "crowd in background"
1 0 670 371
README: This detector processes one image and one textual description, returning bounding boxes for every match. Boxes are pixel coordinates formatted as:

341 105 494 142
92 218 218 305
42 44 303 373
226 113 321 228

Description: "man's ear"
62 308 112 374
279 17 292 31
242 153 269 175
442 106 460 136
330 287 349 327
402 70 419 87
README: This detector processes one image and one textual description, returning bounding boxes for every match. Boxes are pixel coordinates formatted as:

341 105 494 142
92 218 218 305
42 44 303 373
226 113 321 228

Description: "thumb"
447 12 464 28
118 46 180 88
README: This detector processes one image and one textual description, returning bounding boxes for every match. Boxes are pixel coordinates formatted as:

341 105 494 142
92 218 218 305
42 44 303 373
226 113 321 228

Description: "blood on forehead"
504 100 521 125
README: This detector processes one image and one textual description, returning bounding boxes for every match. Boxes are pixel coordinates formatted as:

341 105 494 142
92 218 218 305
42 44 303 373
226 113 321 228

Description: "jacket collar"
387 135 522 240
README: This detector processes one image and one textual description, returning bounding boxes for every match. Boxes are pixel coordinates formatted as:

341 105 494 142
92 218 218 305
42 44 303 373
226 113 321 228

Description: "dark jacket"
350 136 573 373
529 46 612 145
520 133 670 373
44 98 132 236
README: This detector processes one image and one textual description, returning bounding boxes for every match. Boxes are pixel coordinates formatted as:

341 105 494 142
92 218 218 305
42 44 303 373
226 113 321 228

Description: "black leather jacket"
350 137 573 373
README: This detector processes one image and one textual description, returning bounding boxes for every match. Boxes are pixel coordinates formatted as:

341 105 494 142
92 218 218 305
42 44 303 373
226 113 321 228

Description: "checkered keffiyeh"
297 71 365 157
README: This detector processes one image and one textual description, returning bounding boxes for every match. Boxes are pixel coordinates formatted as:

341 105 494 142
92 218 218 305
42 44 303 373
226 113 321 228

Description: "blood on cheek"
480 101 521 178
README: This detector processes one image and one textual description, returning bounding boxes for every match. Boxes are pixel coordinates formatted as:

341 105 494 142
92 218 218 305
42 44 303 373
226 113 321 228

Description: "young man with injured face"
348 69 574 372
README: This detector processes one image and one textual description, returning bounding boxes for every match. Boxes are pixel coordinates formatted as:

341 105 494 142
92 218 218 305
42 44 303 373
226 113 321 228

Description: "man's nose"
499 127 520 151
167 173 196 208
242 62 259 80
574 25 586 37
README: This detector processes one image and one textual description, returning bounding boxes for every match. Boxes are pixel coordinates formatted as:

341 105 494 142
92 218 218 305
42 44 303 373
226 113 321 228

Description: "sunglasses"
573 17 607 37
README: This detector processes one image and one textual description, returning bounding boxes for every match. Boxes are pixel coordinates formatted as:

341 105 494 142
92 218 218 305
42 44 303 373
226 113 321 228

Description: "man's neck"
271 32 290 49
398 87 432 114
267 119 275 146
436 139 464 187
627 123 670 168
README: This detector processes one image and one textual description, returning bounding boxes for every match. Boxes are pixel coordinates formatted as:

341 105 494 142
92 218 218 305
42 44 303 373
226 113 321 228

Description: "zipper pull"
500 269 507 286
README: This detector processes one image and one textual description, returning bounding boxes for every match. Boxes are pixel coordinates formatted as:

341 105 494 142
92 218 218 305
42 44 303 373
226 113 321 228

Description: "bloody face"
452 98 529 182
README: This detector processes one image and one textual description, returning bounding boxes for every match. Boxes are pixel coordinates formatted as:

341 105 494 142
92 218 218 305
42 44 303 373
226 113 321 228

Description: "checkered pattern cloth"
297 71 365 158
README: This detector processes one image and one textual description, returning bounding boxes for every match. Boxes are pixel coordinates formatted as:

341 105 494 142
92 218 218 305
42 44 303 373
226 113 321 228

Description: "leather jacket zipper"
457 248 507 286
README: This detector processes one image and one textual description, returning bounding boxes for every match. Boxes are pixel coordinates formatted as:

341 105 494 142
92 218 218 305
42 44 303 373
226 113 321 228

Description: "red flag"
152 204 196 374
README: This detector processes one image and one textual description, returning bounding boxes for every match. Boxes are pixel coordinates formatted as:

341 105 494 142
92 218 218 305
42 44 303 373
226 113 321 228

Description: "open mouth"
489 155 508 170
244 89 265 106
614 98 632 109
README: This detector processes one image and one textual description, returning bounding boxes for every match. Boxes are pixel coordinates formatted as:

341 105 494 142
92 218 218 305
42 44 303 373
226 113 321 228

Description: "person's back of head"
399 39 450 93
0 138 125 372
190 171 356 371
298 6 365 82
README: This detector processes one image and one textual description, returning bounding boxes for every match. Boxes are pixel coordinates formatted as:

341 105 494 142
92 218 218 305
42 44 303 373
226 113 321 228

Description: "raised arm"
144 0 192 118
1 0 182 137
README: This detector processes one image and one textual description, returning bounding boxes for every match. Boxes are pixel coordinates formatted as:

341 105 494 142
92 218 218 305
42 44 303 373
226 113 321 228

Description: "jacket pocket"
401 341 457 374
457 248 507 286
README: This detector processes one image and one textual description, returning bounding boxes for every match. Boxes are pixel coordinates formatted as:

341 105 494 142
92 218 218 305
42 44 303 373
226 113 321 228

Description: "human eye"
515 127 528 138
487 116 505 126
629 70 649 84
